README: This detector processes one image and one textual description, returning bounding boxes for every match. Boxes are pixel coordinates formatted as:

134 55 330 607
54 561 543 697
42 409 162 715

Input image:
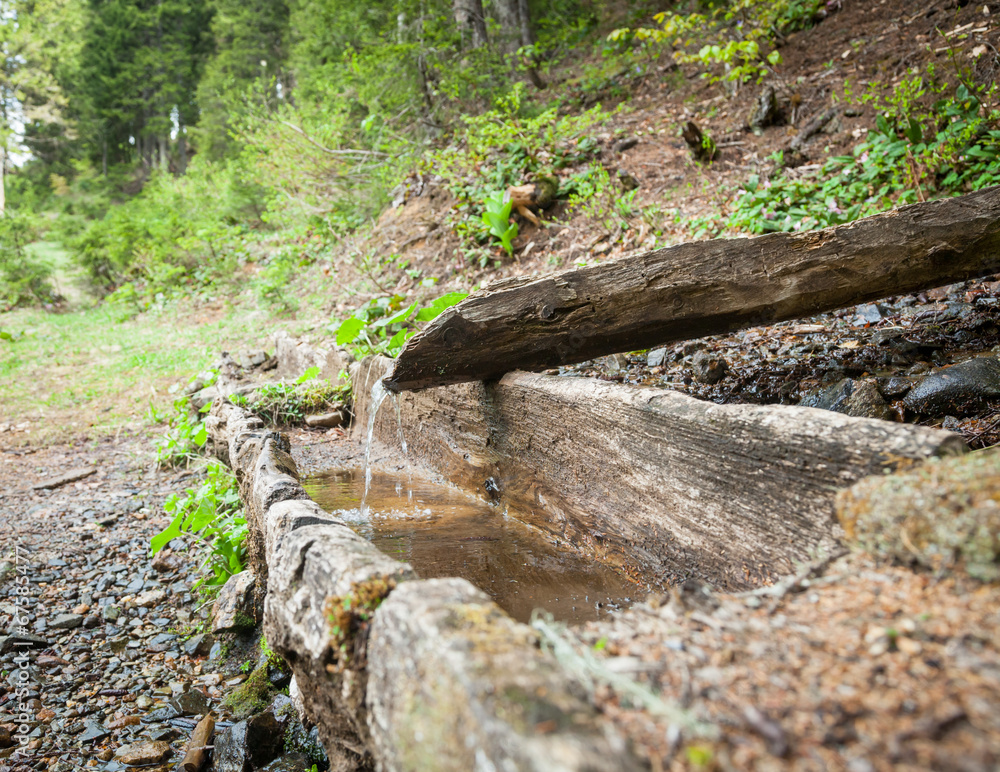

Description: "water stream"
302 468 642 624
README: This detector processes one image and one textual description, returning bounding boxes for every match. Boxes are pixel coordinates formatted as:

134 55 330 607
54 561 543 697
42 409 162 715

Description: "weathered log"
357 356 965 589
385 186 1000 392
785 106 839 165
209 399 647 770
179 714 215 772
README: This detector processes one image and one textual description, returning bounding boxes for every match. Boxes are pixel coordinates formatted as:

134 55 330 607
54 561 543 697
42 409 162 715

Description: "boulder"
837 448 997 580
904 356 1000 416
214 712 286 772
213 571 259 634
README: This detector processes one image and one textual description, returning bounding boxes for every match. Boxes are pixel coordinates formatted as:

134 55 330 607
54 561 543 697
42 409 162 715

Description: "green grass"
0 273 272 442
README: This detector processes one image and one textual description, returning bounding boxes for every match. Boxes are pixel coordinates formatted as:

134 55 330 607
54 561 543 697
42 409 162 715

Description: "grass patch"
0 294 266 442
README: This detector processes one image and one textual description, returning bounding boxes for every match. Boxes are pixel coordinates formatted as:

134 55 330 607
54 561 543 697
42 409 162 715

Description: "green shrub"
332 291 468 360
231 374 351 425
150 460 246 589
0 211 56 308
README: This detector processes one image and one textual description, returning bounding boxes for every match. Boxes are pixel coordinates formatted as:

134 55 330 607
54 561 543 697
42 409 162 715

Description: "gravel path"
0 435 249 772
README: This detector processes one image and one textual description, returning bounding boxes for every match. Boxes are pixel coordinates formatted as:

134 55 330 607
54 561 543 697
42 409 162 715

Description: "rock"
853 302 886 325
878 377 913 398
170 688 210 717
30 466 95 490
151 550 182 574
801 378 891 421
49 613 83 630
692 351 728 384
102 605 121 622
0 726 12 748
261 753 314 771
183 633 214 657
646 347 668 368
83 615 101 629
114 739 172 766
214 712 285 772
143 704 180 722
190 385 219 411
616 169 639 190
837 449 998 580
304 410 346 429
748 83 778 135
78 720 110 743
614 137 639 154
841 379 892 421
213 571 259 634
904 356 1000 416
135 590 166 608
0 632 49 654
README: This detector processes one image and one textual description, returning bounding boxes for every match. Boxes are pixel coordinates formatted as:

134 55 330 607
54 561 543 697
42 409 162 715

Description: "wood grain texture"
386 186 1000 391
359 356 967 589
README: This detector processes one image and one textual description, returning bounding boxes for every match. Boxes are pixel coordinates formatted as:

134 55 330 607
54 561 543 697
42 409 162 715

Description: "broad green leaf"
336 317 365 345
295 366 321 384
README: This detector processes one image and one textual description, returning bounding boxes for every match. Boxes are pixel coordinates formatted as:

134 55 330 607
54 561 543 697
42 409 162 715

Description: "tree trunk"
517 0 534 46
385 186 1000 392
453 0 488 48
491 0 544 87
177 130 187 175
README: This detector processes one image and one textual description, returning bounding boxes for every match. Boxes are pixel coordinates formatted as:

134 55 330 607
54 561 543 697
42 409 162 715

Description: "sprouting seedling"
482 192 518 256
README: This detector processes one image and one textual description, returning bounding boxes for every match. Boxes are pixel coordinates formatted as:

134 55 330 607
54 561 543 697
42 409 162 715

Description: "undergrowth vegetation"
727 76 1000 235
230 371 352 425
150 460 247 590
333 291 468 359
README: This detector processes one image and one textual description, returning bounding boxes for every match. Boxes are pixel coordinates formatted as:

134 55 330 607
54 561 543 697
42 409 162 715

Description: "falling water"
361 379 391 518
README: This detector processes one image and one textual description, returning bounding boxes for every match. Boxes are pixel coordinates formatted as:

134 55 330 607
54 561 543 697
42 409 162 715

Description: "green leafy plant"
727 81 999 235
612 0 823 87
150 461 246 589
333 291 468 360
481 193 518 256
155 395 210 468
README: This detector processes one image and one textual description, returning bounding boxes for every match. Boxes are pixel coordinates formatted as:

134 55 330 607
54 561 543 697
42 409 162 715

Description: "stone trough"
207 338 966 770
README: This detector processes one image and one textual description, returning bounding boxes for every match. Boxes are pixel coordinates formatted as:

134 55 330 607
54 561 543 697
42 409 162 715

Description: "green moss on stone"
837 449 1000 580
222 663 275 719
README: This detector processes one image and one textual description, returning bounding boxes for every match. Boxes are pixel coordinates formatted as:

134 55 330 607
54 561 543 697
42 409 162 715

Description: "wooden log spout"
385 186 1000 392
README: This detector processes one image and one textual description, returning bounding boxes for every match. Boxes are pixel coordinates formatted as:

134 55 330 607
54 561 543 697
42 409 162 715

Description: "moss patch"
324 575 397 668
223 663 276 719
837 449 1000 580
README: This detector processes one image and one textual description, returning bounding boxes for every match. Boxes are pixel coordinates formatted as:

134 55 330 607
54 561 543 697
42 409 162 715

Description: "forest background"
1 0 999 440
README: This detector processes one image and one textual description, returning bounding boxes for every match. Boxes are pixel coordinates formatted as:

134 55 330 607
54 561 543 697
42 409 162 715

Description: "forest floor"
2 1 1000 770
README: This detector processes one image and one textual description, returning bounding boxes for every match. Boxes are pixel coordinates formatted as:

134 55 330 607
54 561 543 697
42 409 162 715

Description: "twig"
276 120 389 159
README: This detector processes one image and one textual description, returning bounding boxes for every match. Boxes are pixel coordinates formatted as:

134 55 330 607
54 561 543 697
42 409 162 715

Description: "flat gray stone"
31 466 96 490
50 614 83 630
